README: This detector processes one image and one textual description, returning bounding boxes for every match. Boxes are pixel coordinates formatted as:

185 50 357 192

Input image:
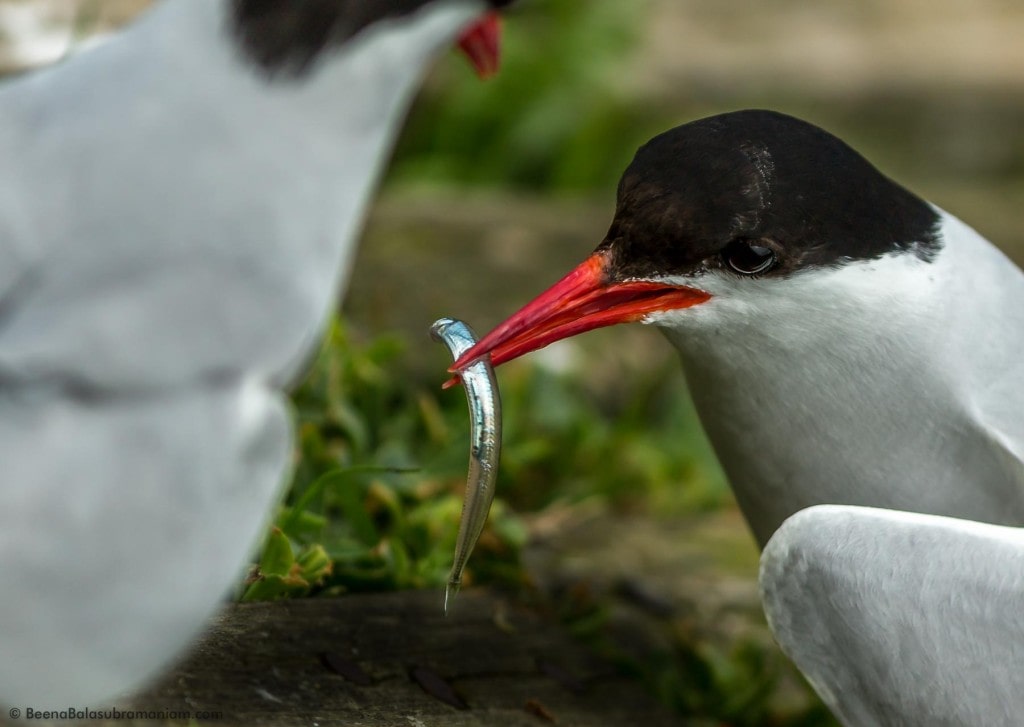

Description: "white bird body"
449 110 1024 727
0 382 290 705
0 0 481 389
658 209 1024 546
761 504 1024 727
0 0 490 707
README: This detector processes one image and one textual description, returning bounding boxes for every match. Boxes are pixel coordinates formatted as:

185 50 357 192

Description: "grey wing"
760 505 1024 727
0 380 292 706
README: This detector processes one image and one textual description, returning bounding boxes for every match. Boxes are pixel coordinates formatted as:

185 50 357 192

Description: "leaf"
259 527 294 577
297 544 333 585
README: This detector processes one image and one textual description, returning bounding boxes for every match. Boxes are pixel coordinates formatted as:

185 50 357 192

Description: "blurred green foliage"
390 0 673 192
498 358 728 514
242 322 831 725
558 569 837 726
244 322 527 598
245 321 724 600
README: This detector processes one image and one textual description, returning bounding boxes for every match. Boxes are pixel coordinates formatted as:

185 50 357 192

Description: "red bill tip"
457 12 502 79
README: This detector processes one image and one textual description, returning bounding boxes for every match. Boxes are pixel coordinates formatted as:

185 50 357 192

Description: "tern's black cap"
599 110 941 281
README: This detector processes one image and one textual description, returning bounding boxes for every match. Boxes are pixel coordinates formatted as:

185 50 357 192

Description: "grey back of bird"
761 505 1024 726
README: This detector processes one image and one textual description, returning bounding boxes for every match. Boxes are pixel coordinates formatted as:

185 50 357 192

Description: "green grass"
245 320 726 600
244 322 526 598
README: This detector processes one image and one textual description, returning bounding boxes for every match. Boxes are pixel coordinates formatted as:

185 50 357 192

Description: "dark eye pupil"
724 241 776 275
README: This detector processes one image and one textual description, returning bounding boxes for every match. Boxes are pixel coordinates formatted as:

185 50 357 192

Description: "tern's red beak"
457 12 503 79
446 252 711 386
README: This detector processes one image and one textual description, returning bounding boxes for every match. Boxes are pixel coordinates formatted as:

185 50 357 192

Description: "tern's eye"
723 240 776 275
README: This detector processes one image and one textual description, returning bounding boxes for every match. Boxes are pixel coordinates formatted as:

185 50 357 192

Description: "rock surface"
115 590 685 727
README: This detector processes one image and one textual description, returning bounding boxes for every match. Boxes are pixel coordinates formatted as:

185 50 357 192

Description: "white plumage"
761 504 1024 726
0 0 489 707
657 209 1024 546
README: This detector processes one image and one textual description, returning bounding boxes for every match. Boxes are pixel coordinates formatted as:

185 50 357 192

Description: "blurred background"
3 0 1022 724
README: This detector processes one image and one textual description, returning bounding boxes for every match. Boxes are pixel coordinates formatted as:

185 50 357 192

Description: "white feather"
761 504 1024 726
651 210 1024 546
0 0 484 706
0 0 483 389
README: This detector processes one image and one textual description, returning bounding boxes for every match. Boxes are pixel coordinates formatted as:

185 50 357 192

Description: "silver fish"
430 317 502 613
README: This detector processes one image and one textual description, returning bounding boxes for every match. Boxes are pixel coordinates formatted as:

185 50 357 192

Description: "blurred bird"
452 109 1024 547
0 0 511 707
761 505 1024 726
